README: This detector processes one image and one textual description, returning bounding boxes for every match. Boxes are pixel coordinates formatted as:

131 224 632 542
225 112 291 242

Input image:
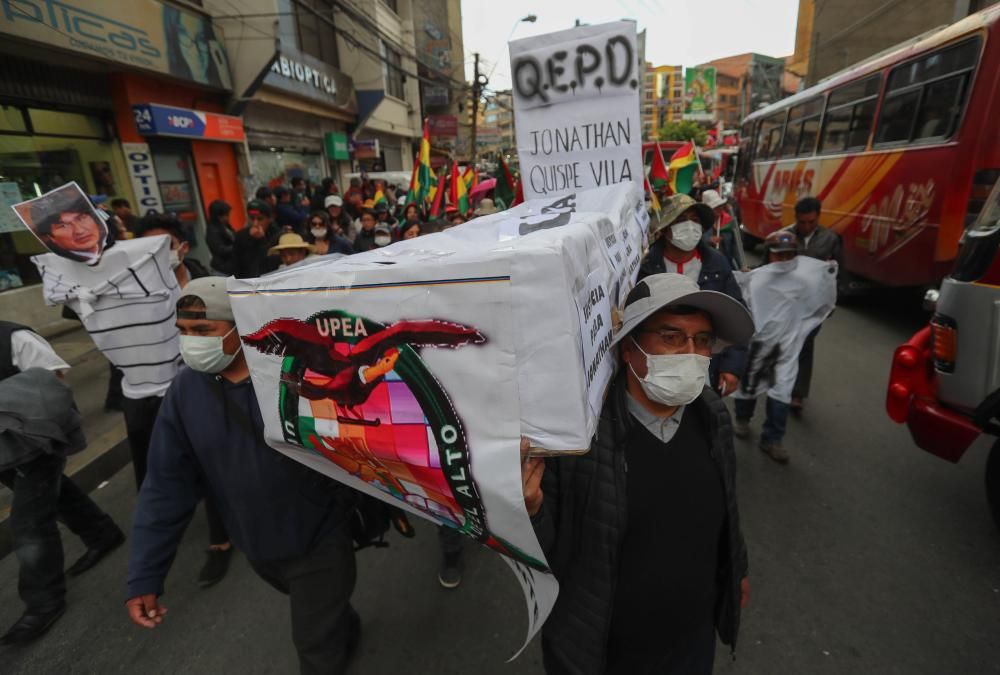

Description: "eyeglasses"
638 328 717 352
310 220 324 227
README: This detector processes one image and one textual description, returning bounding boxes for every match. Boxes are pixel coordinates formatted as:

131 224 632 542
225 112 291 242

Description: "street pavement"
2 289 1000 674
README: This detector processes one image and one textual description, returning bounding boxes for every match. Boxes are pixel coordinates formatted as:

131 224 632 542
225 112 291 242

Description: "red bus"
735 6 1000 288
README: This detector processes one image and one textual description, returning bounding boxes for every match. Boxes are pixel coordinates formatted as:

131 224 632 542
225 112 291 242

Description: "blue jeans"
734 396 789 445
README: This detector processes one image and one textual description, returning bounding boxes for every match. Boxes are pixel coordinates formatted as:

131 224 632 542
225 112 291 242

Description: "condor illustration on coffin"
242 310 548 572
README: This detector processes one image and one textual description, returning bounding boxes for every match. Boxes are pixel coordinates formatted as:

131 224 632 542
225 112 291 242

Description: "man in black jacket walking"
640 194 748 397
125 278 359 674
522 273 753 675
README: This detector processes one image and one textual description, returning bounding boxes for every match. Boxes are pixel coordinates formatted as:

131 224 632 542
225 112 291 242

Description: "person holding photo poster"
523 273 753 674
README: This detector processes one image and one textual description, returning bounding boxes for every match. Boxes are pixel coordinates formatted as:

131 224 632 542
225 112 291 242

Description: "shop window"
380 39 405 100
28 109 105 138
0 128 129 293
875 37 979 147
295 0 340 69
0 107 26 133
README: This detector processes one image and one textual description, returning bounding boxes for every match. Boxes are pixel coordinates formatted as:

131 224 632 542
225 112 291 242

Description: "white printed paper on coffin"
230 183 645 454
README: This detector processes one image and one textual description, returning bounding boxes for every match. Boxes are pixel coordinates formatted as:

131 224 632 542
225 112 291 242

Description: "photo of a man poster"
11 182 109 265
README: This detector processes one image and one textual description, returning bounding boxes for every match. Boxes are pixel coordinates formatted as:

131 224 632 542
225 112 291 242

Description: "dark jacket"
233 225 279 279
182 257 210 281
205 201 236 274
531 376 748 674
353 228 378 254
785 224 843 264
127 368 354 599
639 239 748 378
276 201 306 232
0 368 86 471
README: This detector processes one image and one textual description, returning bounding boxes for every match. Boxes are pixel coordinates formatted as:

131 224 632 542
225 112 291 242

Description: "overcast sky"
461 0 800 91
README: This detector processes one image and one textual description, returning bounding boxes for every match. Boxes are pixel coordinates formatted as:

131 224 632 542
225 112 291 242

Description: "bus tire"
986 440 1000 533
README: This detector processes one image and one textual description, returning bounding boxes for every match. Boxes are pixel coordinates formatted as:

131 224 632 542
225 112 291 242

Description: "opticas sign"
132 103 245 142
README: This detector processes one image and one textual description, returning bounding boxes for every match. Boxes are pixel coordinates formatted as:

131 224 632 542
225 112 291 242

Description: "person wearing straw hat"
473 198 497 217
522 273 753 675
640 193 748 398
268 232 315 268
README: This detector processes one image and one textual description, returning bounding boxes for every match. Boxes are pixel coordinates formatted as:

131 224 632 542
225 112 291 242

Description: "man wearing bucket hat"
639 193 748 398
268 232 315 268
523 273 752 675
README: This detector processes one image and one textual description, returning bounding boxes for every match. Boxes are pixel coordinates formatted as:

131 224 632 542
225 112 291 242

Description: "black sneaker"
198 547 232 588
438 552 462 589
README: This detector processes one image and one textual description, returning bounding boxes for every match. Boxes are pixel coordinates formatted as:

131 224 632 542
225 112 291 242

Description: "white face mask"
628 337 710 406
670 220 703 252
180 326 240 373
168 248 182 270
374 235 391 247
310 227 328 239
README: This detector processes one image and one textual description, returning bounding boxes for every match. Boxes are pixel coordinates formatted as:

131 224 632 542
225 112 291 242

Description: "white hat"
324 195 343 208
612 273 754 347
701 189 726 210
474 198 497 216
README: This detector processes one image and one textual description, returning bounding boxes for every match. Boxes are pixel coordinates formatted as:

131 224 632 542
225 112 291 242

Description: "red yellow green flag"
669 141 698 195
649 142 669 190
407 119 434 204
429 171 447 218
450 162 470 214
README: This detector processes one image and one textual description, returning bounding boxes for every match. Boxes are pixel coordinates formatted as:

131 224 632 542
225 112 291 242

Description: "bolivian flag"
669 141 698 196
462 166 478 191
373 182 387 207
649 142 669 190
450 162 469 214
407 119 435 205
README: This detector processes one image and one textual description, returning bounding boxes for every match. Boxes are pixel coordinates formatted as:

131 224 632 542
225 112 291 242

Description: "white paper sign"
510 21 642 202
576 270 614 417
121 143 164 215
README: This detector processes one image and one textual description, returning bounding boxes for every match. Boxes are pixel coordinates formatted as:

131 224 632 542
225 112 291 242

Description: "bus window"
819 74 881 154
875 37 980 147
782 96 823 158
755 111 786 160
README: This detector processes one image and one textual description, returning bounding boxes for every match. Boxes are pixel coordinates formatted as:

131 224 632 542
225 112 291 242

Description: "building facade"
0 0 245 333
642 65 684 141
412 0 468 164
801 0 998 85
701 53 801 125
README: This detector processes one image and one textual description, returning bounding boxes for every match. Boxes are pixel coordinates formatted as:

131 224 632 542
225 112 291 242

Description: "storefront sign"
132 104 245 142
121 143 165 215
352 139 380 160
263 47 358 114
324 132 350 161
509 21 642 201
0 0 232 90
428 115 458 138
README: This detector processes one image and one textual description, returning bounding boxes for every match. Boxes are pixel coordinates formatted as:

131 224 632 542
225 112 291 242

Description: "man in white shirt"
0 321 124 645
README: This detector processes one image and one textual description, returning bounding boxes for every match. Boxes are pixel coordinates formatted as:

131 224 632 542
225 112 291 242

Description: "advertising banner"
121 143 165 215
0 0 232 90
683 66 717 121
132 104 245 142
509 21 642 202
227 182 646 652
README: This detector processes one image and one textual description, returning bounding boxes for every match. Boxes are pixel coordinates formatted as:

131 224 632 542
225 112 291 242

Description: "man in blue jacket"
125 278 359 675
639 194 748 397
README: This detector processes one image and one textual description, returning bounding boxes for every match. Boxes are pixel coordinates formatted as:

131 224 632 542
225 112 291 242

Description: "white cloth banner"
510 21 642 202
33 236 181 399
733 257 838 404
227 183 645 654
